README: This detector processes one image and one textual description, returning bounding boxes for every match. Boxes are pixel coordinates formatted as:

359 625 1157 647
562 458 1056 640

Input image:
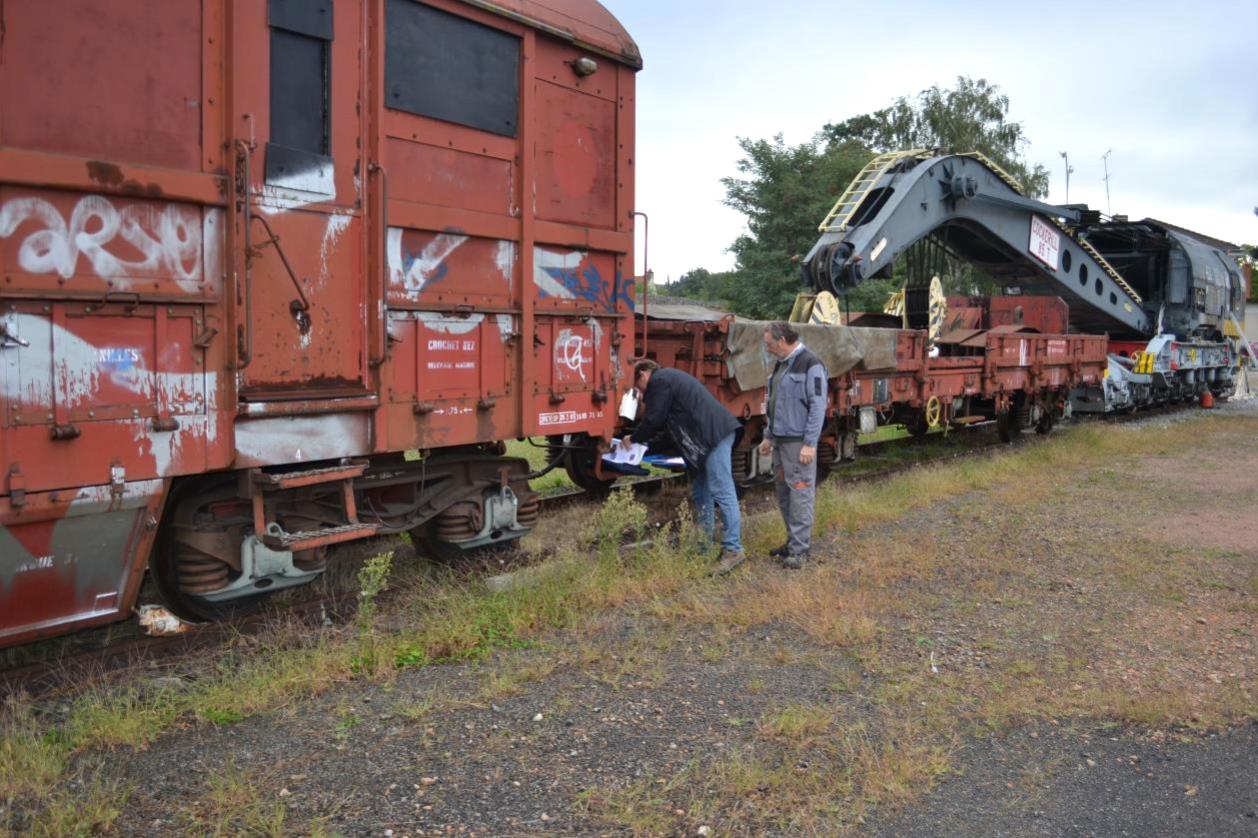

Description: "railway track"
0 407 1203 695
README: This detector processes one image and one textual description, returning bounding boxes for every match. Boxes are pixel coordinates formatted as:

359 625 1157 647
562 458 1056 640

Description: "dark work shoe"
712 550 748 576
781 553 808 570
768 543 790 559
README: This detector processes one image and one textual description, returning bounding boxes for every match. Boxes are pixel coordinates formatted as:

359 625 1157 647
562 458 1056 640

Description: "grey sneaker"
712 550 748 576
781 553 808 570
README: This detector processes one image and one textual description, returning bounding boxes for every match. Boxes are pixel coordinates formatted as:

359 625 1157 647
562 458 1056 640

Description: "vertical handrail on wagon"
634 211 649 358
235 140 255 370
235 140 315 366
369 162 390 366
249 212 312 319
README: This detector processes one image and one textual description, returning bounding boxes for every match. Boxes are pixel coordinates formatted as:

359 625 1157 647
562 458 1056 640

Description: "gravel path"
874 723 1258 837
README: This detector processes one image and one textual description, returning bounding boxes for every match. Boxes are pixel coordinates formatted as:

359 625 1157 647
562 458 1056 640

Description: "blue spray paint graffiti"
535 250 633 312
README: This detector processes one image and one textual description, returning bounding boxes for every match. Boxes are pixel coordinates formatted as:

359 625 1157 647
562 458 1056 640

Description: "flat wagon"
634 295 1108 484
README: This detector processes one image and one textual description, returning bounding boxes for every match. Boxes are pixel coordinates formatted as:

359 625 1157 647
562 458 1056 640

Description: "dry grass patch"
593 413 1258 835
760 703 835 742
179 760 288 837
583 711 952 836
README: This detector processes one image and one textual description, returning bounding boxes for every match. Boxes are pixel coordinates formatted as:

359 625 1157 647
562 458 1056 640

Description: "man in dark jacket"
624 360 746 574
759 321 828 569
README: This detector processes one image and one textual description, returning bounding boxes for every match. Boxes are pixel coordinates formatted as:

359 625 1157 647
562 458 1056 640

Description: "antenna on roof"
1100 150 1113 215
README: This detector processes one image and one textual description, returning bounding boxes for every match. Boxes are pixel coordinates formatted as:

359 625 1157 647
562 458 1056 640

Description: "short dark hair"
633 359 660 380
766 321 799 343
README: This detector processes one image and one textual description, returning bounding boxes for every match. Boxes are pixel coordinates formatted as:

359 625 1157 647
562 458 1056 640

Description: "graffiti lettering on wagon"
556 329 590 382
534 248 633 312
0 195 211 283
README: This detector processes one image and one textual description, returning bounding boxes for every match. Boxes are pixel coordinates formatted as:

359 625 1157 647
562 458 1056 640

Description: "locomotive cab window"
386 0 520 137
266 0 334 194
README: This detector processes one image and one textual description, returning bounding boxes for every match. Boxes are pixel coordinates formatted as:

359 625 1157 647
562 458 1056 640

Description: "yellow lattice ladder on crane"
817 149 932 233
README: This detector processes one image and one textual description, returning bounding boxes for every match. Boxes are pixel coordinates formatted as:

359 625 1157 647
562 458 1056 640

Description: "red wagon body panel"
0 0 639 646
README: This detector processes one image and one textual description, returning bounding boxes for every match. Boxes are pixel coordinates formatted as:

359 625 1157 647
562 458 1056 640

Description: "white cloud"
608 0 1258 284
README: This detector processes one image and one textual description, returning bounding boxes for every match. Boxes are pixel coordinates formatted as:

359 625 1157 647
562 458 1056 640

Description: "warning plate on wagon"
1028 216 1061 269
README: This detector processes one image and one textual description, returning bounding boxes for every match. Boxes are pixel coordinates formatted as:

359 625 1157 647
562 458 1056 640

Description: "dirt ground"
29 400 1258 836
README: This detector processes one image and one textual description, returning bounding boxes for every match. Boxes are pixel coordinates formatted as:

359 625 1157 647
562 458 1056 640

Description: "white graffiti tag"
0 195 203 282
386 228 468 294
557 329 589 382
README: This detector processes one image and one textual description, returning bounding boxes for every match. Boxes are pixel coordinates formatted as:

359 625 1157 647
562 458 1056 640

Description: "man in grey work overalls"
758 322 828 569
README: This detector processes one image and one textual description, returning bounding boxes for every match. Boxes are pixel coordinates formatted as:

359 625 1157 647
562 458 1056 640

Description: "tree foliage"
700 77 1047 318
1242 245 1257 303
822 76 1049 197
717 137 870 318
661 267 731 303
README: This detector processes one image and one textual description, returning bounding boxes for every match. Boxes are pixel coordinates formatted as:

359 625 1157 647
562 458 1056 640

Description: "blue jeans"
691 432 743 554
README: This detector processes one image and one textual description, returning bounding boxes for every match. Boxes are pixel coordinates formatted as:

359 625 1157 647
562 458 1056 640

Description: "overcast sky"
602 0 1258 284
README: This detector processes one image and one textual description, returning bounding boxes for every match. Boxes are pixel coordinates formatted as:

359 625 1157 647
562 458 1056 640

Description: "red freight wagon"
636 297 1108 484
0 0 641 645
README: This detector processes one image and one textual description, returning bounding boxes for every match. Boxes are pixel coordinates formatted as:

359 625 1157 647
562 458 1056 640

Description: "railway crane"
800 150 1250 412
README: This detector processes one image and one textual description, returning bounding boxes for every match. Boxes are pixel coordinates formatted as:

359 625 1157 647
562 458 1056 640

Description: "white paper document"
618 389 640 420
602 438 647 466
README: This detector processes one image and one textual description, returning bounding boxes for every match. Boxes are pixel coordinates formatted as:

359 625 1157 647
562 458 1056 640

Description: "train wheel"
152 476 334 623
551 433 616 497
417 528 520 565
815 439 839 483
151 479 267 622
905 413 930 439
415 482 538 565
996 410 1016 443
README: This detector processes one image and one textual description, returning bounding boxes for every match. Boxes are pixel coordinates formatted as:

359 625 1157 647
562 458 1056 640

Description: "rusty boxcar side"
0 0 641 645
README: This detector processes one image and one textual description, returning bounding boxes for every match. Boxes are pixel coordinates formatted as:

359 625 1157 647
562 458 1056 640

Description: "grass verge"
4 412 1256 833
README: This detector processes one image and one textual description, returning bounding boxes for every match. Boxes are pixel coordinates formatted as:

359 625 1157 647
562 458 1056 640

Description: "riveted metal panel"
0 1 204 170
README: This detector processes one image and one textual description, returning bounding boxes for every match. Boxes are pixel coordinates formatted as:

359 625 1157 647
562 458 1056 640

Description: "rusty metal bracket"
50 423 80 441
413 400 436 415
7 466 26 509
193 325 219 348
0 322 28 349
99 291 141 311
152 416 180 432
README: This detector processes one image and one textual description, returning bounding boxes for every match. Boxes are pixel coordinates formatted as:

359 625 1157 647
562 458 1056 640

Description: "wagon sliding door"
233 0 369 405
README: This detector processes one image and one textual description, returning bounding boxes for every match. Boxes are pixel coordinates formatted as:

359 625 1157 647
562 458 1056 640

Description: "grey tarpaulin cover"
724 319 899 391
641 298 900 391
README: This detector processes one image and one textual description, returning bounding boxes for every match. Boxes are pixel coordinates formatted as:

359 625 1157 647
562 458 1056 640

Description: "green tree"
720 136 869 318
663 267 730 302
1242 245 1257 303
822 76 1049 197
